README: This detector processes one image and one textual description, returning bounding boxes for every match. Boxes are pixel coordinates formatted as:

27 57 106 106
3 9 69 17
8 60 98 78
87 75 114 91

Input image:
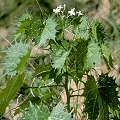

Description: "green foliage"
83 73 120 120
20 102 50 120
67 40 88 79
101 44 113 69
35 63 51 80
15 49 32 72
90 21 106 43
98 74 120 110
1 4 119 120
98 74 120 120
0 73 25 115
74 16 89 40
14 96 41 116
83 76 99 120
20 102 73 120
14 13 44 43
51 42 70 70
84 41 101 70
4 41 29 76
49 104 73 120
38 17 57 47
14 13 32 41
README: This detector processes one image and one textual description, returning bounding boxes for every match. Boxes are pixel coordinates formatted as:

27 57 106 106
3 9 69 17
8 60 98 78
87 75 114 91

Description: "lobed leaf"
20 102 50 120
98 73 120 120
4 42 31 76
27 18 43 42
20 103 73 120
98 73 120 110
51 43 70 70
48 104 73 120
83 76 99 120
84 41 101 70
83 74 120 120
38 17 57 47
14 13 32 41
74 16 89 40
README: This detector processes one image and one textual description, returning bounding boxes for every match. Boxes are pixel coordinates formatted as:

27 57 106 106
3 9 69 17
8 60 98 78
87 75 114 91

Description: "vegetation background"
0 0 120 119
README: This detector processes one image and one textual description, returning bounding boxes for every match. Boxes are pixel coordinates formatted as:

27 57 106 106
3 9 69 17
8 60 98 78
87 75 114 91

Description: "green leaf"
83 76 99 120
14 13 32 41
49 68 63 84
4 42 29 76
109 108 120 120
83 74 120 120
14 13 44 43
75 16 89 40
99 100 109 120
101 44 110 61
35 64 51 81
41 93 53 101
98 73 120 110
20 103 73 120
84 41 101 70
38 17 57 47
14 96 41 116
90 21 106 43
5 42 28 58
90 21 98 42
18 13 32 24
16 48 32 72
48 104 73 120
16 19 30 34
26 17 44 43
67 40 88 78
16 13 31 33
51 43 70 70
0 73 25 115
20 102 50 120
101 44 113 69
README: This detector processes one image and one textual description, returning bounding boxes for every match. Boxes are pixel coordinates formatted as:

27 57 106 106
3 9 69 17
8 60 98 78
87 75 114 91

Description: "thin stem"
0 35 12 45
25 84 64 89
64 74 71 112
70 94 82 98
27 61 35 70
35 0 43 14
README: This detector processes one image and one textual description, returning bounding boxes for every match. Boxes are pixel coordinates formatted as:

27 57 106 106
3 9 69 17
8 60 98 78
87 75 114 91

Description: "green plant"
0 4 119 120
20 102 73 120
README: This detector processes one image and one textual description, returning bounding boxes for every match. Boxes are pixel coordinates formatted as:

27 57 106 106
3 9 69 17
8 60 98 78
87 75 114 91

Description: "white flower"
68 8 76 16
76 11 83 16
53 5 64 14
53 8 61 13
57 5 63 10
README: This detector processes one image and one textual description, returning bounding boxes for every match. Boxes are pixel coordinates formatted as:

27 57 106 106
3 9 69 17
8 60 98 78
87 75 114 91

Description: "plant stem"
64 74 71 112
25 84 64 89
70 94 82 97
27 61 35 70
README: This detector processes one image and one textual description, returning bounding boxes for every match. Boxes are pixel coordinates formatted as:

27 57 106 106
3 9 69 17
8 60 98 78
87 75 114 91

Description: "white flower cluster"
53 4 83 16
